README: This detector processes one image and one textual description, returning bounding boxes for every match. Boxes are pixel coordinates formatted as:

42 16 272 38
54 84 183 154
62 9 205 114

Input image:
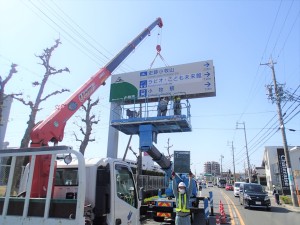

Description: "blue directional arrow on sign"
111 59 216 102
204 72 210 77
204 82 211 87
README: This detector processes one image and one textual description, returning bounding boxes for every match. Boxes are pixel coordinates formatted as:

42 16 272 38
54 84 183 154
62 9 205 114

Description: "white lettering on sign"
279 154 289 187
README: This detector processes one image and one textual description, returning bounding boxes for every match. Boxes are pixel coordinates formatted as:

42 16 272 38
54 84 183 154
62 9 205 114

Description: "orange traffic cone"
219 200 222 211
216 214 221 225
220 201 226 224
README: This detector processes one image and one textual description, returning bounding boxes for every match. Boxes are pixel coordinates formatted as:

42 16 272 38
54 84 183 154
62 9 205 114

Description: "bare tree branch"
0 63 21 127
79 127 85 136
49 67 70 76
72 97 101 155
73 132 83 143
12 97 35 108
10 39 71 196
2 63 18 86
39 88 70 102
32 81 40 87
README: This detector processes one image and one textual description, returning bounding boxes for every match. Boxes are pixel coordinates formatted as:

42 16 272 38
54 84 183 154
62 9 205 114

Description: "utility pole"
229 141 236 182
220 155 224 177
261 59 299 207
244 161 247 181
165 138 173 159
236 122 251 182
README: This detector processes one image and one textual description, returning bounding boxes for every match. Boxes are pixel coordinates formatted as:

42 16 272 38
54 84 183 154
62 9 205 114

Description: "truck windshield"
55 168 78 186
115 164 137 208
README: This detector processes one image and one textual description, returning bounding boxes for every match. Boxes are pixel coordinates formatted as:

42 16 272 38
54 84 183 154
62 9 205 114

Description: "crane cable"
149 28 169 69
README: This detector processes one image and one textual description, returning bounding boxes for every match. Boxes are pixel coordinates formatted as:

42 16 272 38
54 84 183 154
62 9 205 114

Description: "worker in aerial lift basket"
172 171 193 225
157 97 169 116
173 96 182 115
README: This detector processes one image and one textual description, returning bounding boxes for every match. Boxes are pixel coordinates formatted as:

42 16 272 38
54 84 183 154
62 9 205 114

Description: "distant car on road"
199 182 206 189
233 182 244 197
207 181 213 187
225 183 233 191
239 183 271 211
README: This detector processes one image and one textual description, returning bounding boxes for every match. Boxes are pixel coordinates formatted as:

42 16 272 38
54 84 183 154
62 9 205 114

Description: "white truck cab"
0 146 140 225
53 156 140 225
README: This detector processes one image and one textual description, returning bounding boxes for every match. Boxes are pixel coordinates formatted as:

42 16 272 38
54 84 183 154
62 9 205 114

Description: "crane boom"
29 18 163 198
30 17 163 147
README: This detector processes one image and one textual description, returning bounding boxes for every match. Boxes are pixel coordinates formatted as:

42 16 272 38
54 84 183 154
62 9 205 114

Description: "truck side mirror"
139 187 144 201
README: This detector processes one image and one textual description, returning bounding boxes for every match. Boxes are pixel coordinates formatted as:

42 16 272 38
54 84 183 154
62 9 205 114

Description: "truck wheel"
153 216 165 222
85 220 92 225
190 213 194 223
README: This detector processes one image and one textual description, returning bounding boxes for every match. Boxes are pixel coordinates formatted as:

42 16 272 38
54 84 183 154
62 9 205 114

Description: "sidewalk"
269 194 300 212
281 203 300 212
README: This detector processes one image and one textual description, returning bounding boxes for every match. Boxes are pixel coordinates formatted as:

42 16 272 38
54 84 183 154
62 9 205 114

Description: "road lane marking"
232 209 239 225
223 194 235 225
221 191 246 225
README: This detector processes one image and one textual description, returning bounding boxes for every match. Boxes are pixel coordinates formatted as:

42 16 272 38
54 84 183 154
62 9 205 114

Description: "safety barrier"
209 191 214 216
112 94 191 122
204 198 210 225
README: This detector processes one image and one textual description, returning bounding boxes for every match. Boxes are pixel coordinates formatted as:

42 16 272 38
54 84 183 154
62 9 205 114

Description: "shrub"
280 195 292 204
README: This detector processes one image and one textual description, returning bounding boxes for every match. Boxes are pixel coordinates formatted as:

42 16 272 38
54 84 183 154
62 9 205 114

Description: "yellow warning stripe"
157 212 171 217
157 202 172 207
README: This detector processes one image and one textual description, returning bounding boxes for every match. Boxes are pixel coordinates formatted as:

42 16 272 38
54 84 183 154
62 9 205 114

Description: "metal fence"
1 162 166 195
0 165 10 186
137 175 166 191
112 95 191 122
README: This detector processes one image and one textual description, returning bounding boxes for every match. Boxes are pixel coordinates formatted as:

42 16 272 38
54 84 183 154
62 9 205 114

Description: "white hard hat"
178 182 186 188
272 185 275 188
129 187 134 191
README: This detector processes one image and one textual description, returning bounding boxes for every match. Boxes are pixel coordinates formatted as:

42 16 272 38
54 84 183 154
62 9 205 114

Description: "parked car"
233 182 244 197
239 183 271 211
225 183 233 191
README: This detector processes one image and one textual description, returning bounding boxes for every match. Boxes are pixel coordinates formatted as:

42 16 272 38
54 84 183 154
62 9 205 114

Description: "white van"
233 182 245 197
207 181 214 187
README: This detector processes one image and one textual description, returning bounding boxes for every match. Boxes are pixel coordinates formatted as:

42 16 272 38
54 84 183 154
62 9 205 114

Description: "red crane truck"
0 18 163 225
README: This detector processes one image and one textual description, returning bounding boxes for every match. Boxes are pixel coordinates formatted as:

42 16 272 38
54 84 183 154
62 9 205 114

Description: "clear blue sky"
0 0 299 175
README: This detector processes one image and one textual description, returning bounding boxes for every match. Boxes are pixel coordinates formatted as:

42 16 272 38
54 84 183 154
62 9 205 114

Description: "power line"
36 0 109 64
260 0 283 64
22 0 103 66
270 0 295 58
276 9 300 60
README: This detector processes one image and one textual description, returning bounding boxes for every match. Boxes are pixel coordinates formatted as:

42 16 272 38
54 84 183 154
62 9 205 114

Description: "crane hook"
156 45 161 53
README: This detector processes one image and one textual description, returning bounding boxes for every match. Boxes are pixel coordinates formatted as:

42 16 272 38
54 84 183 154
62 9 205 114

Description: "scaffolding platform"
111 115 192 135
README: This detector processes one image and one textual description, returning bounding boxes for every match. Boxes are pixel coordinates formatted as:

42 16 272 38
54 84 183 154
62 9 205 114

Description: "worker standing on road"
272 185 281 205
172 171 193 225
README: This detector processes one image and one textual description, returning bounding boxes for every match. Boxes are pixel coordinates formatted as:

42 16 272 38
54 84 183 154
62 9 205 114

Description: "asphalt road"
142 186 300 225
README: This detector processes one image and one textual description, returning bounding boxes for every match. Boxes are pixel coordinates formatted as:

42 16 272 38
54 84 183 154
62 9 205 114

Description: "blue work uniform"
173 177 193 225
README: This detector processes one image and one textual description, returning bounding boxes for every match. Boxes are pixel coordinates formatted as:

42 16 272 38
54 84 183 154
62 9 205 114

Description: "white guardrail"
0 146 86 225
